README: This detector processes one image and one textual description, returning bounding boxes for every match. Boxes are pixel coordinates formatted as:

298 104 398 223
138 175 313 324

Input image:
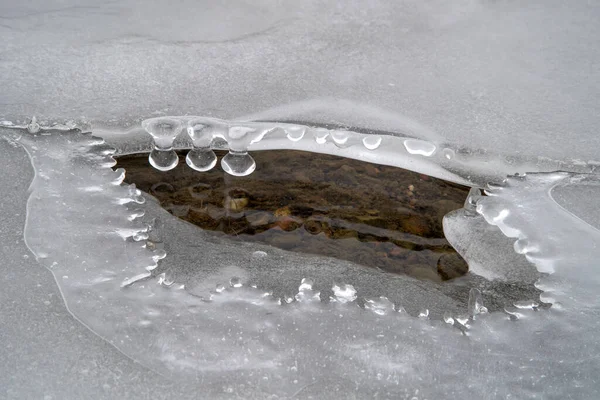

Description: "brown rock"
246 211 273 227
274 206 292 217
437 253 469 280
275 216 302 231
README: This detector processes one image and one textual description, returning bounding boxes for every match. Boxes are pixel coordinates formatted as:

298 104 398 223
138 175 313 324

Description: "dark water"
116 150 470 281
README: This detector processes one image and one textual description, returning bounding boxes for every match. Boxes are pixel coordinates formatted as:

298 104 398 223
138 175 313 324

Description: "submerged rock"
117 150 470 281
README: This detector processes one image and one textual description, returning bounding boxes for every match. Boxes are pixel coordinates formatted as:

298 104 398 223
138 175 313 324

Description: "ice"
330 284 357 304
476 173 600 308
3 1 600 168
96 114 597 192
220 150 256 177
443 189 541 283
330 130 351 147
2 126 600 398
362 135 382 151
2 0 600 397
403 139 437 157
26 115 41 134
442 311 454 325
229 277 243 288
364 297 396 316
142 117 183 171
185 119 218 172
284 126 306 142
467 288 487 317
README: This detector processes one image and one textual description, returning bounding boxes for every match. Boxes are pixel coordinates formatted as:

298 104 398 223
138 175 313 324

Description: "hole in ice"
8 124 583 398
116 150 471 282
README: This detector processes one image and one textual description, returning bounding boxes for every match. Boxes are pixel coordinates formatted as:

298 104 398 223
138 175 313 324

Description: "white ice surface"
1 125 599 399
2 0 600 398
1 0 600 165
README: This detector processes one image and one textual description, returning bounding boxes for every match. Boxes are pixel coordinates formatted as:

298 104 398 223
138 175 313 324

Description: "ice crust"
2 0 600 397
443 189 540 283
2 0 600 165
93 115 596 190
2 123 599 398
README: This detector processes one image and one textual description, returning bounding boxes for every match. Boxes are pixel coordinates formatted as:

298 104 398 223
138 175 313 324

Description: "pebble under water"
116 150 470 282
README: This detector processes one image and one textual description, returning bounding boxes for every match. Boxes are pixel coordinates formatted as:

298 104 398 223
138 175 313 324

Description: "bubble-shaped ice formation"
148 149 179 171
362 135 382 150
135 116 465 184
313 127 329 144
403 139 436 156
442 148 455 160
27 116 40 134
330 130 351 147
221 151 256 176
285 126 306 142
128 114 597 190
229 276 243 288
331 284 357 303
130 115 476 190
443 311 455 325
364 296 396 316
464 187 483 212
185 119 217 172
295 278 321 303
467 288 487 317
142 117 183 171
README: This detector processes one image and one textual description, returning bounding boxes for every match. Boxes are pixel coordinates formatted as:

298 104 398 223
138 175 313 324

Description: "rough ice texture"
1 0 600 166
96 115 596 190
0 136 197 400
477 173 600 308
443 192 540 284
2 122 599 398
2 0 600 397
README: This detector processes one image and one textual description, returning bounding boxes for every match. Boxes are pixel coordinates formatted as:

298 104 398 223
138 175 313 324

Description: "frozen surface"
2 0 600 398
443 188 540 283
99 115 597 189
0 136 200 400
1 0 600 167
2 122 600 398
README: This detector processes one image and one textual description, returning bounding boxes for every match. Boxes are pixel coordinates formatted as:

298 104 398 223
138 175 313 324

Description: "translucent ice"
331 284 357 304
3 0 600 397
4 128 600 398
467 288 487 317
185 119 217 172
403 139 436 157
3 0 600 170
364 297 395 316
142 117 182 171
362 135 382 150
221 150 256 177
284 126 305 142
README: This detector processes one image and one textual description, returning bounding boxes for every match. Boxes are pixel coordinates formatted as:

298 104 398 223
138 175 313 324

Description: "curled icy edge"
3 122 600 399
79 107 597 188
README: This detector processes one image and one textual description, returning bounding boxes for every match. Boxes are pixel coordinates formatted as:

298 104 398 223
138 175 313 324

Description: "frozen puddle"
116 149 471 282
2 122 600 399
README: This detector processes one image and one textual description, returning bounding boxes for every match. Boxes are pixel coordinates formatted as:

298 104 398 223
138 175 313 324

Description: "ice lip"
131 115 472 186
476 172 600 305
96 113 599 191
3 0 600 165
7 125 600 398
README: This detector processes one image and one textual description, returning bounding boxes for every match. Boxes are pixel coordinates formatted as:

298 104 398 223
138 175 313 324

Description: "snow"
1 0 600 398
